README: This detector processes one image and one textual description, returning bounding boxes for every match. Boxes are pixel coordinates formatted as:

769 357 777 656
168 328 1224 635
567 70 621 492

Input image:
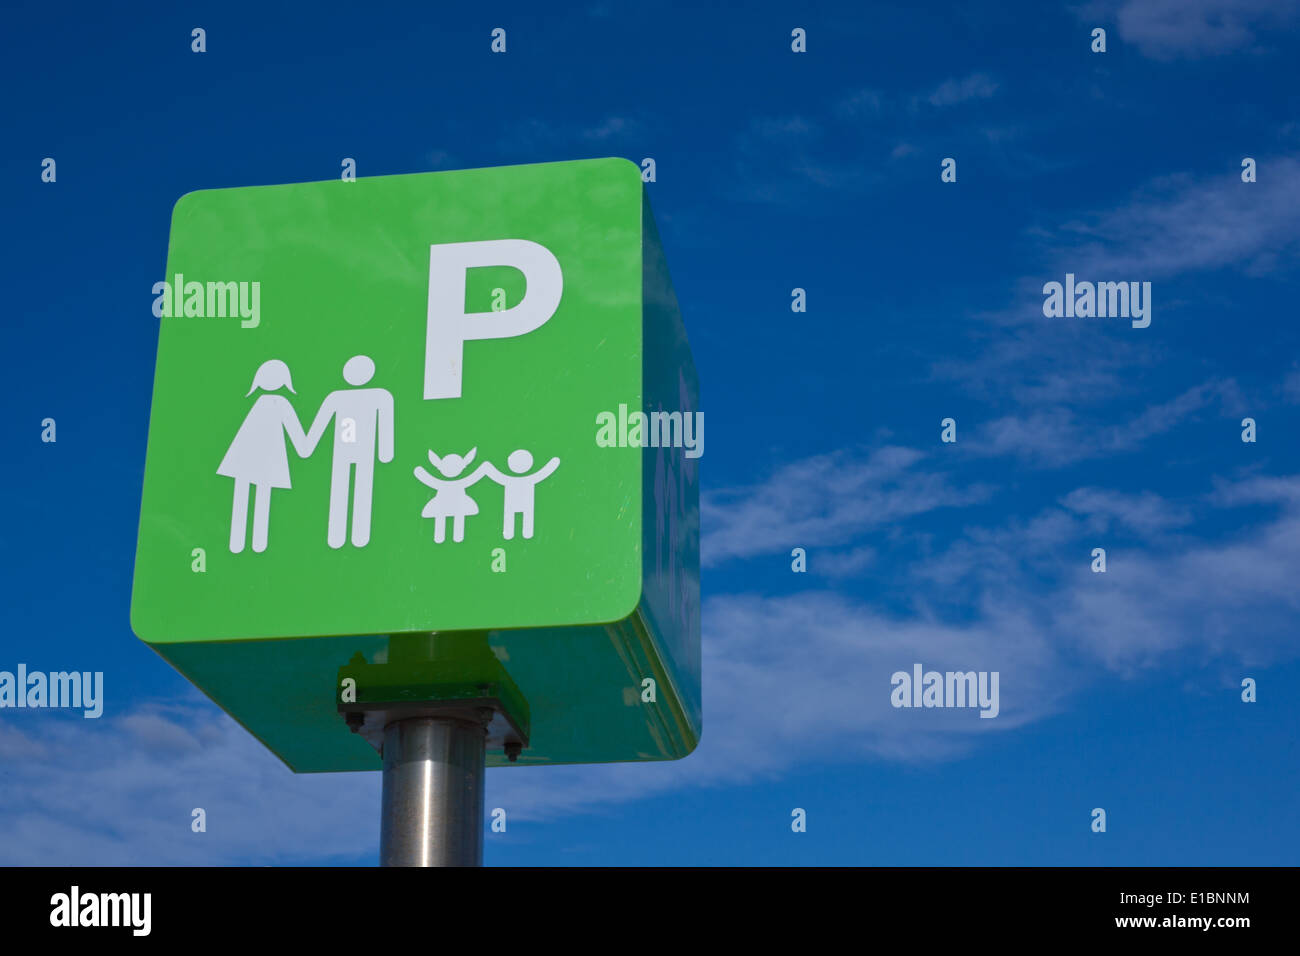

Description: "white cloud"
1056 159 1300 278
487 589 1071 823
817 545 878 578
1052 499 1300 671
1059 487 1193 533
927 72 999 107
732 74 1008 205
702 446 993 565
932 155 1300 409
962 380 1241 467
499 115 644 155
1078 0 1300 60
5 468 1300 851
0 702 380 865
493 473 1300 816
833 88 884 119
580 116 637 141
725 114 882 204
1280 364 1300 403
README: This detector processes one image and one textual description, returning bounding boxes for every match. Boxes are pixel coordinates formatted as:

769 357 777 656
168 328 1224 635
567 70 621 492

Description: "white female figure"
217 359 312 553
413 448 493 543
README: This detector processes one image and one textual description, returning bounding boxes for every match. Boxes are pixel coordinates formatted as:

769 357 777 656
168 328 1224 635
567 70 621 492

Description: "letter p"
425 239 563 399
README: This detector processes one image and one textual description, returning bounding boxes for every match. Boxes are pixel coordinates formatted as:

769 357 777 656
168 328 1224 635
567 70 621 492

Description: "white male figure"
304 355 395 548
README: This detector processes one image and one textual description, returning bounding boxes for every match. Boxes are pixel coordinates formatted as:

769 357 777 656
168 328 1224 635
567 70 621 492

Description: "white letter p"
425 238 563 399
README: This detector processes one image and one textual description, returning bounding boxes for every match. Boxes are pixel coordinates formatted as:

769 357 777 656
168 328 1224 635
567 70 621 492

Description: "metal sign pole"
379 713 489 866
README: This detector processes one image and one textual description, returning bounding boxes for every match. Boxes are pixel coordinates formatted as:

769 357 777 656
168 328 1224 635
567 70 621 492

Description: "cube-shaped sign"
130 159 700 770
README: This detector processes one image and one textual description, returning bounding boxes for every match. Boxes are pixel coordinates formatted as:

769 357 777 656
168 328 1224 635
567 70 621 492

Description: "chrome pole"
379 714 487 866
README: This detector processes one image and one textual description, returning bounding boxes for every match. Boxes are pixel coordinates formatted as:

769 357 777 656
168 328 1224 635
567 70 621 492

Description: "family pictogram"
218 356 394 553
218 356 559 552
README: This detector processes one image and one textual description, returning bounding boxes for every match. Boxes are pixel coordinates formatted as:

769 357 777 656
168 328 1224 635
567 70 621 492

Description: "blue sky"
3 0 1300 865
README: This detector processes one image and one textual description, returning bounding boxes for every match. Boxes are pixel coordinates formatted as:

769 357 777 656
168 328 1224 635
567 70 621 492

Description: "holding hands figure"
477 450 561 540
414 446 560 544
413 448 493 543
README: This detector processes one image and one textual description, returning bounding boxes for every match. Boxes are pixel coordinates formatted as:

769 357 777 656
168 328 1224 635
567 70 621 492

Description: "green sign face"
131 159 701 770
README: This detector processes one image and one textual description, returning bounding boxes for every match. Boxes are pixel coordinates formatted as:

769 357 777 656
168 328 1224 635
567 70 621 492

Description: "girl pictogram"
413 448 494 543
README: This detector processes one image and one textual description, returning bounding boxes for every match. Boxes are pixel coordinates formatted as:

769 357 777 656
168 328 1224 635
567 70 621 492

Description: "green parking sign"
131 158 700 770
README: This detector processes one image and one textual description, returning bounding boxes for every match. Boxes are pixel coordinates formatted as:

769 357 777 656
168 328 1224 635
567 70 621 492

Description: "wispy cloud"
817 544 878 579
925 72 999 107
1052 479 1300 671
964 379 1244 467
1059 486 1193 533
5 467 1300 850
702 446 993 565
1055 159 1300 278
579 116 638 141
833 88 884 119
1281 364 1300 403
724 113 882 204
835 72 1000 118
495 115 647 157
1077 0 1300 60
0 701 379 865
453 471 1300 817
932 157 1300 406
731 73 1005 204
